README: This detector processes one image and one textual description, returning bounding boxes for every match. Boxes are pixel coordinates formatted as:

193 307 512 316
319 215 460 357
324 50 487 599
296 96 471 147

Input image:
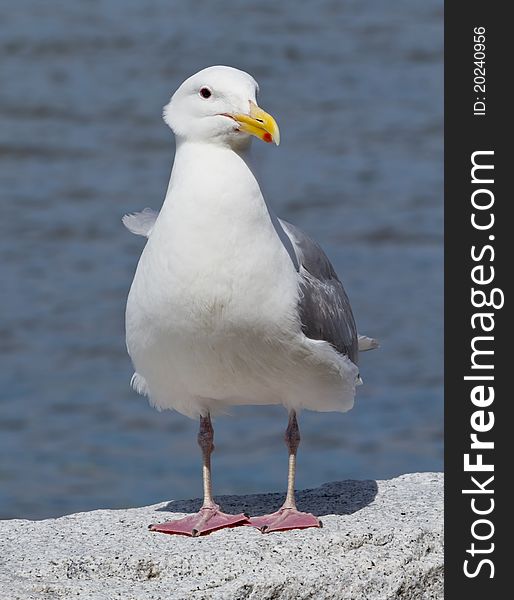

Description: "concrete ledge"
0 473 443 599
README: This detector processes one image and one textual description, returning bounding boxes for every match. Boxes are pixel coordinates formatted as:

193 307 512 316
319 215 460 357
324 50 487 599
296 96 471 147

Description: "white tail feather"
130 372 149 396
358 335 379 352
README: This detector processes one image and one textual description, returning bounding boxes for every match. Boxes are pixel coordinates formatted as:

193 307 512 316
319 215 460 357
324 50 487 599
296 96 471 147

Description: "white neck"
154 140 298 275
159 140 267 234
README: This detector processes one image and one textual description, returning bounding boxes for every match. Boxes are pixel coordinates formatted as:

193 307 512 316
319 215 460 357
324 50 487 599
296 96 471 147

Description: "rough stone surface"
0 473 443 599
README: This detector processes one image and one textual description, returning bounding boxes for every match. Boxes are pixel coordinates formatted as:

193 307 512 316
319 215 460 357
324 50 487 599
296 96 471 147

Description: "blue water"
0 0 443 519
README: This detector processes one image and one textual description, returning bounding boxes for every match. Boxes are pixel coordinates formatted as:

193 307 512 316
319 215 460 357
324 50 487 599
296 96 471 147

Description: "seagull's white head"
163 65 280 149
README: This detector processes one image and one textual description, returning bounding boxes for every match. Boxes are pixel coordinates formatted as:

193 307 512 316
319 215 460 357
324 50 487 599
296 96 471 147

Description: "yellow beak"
232 101 280 145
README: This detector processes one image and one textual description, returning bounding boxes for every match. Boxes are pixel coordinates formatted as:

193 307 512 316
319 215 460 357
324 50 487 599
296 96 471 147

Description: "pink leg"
149 414 249 537
248 411 322 533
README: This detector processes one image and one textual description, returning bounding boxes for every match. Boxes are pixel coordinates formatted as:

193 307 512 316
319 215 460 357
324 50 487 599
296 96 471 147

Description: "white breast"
126 142 312 416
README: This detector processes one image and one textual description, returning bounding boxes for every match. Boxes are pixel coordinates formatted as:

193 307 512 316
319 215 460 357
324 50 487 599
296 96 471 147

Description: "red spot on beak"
263 132 273 143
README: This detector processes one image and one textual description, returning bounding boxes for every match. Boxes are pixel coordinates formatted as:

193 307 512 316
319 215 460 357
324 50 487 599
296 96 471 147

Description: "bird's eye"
199 87 212 99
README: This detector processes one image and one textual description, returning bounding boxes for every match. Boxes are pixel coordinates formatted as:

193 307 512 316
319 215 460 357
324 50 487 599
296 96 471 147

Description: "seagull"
124 66 377 536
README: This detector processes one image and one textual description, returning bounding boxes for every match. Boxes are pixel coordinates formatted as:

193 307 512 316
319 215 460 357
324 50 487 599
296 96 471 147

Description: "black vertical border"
445 1 507 597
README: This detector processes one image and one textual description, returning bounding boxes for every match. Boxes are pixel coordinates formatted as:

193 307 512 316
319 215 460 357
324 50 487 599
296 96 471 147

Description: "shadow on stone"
157 479 378 517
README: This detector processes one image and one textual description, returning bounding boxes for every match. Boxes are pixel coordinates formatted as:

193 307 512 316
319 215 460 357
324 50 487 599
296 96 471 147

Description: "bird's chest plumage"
128 216 297 341
126 165 302 396
125 217 302 412
124 145 356 416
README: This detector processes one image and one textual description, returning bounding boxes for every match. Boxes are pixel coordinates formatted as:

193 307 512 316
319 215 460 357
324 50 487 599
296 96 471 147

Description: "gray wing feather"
279 219 358 364
122 208 158 237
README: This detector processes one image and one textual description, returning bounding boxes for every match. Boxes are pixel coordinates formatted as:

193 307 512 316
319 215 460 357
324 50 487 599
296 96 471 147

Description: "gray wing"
279 219 359 365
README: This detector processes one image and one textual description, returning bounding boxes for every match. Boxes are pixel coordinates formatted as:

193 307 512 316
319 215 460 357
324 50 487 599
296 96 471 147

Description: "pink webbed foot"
248 507 322 533
149 505 249 537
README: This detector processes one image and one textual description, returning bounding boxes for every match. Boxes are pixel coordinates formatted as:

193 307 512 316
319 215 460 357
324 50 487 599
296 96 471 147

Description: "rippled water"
0 0 443 519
